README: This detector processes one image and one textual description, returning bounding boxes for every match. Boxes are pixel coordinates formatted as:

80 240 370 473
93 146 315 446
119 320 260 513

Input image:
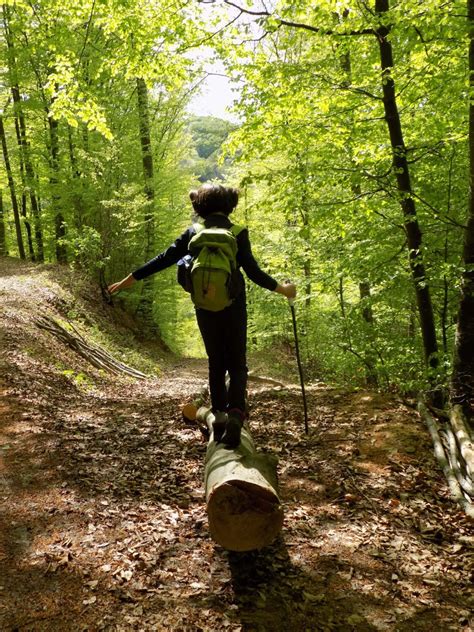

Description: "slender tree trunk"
375 0 440 391
451 0 474 420
0 190 7 255
136 78 156 322
67 125 83 231
441 230 450 355
14 101 44 261
4 4 44 261
0 113 25 259
441 149 456 355
47 111 67 263
137 77 155 259
359 281 378 387
14 117 35 260
338 275 353 348
339 43 379 386
296 158 312 308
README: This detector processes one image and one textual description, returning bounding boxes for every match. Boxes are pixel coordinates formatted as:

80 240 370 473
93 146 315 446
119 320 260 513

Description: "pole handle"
285 279 295 306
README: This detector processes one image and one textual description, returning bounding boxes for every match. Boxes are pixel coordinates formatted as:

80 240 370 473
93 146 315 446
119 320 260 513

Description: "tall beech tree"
452 0 474 423
374 0 439 383
0 112 25 259
3 3 43 261
137 77 155 261
135 76 157 322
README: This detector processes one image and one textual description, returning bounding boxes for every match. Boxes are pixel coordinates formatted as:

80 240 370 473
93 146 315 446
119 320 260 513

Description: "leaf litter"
0 258 473 631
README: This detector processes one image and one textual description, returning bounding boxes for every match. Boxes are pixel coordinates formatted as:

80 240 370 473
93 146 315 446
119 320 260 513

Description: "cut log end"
207 481 284 552
182 403 198 421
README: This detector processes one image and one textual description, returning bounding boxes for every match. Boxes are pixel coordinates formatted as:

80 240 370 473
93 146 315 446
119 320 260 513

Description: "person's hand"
107 274 135 295
275 282 296 299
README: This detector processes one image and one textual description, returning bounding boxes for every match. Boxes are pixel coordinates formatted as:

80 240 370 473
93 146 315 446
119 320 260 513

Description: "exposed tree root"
35 315 147 380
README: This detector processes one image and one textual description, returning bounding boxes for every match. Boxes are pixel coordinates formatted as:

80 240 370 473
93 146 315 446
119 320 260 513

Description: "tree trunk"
47 112 67 263
136 78 156 322
198 407 283 552
0 190 7 255
338 45 379 387
359 281 378 387
451 0 474 421
67 125 83 232
14 116 35 260
14 100 43 260
137 77 155 259
375 0 440 392
296 157 312 308
4 4 44 261
0 113 25 259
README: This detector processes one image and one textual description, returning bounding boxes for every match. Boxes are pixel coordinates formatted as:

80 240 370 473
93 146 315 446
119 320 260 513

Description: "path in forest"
0 257 473 631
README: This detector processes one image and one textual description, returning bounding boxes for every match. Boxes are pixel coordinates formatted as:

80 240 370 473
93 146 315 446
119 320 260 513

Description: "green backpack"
186 222 245 312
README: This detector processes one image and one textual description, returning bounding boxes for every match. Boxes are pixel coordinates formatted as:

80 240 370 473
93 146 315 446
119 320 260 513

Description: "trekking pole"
286 282 309 434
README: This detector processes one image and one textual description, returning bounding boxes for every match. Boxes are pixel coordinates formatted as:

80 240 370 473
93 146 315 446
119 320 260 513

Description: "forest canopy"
1 0 473 421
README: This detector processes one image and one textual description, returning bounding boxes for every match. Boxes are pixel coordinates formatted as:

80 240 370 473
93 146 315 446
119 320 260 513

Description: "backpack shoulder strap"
230 224 246 237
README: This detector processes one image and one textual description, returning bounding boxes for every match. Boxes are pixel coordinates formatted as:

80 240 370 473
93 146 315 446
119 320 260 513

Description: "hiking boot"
212 411 227 443
221 408 245 449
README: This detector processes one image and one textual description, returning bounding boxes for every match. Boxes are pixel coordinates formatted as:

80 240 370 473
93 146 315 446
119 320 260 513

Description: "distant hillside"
186 116 238 182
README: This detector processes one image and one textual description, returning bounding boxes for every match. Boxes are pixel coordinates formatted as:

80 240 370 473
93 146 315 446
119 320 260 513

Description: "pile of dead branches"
36 315 147 380
419 400 474 518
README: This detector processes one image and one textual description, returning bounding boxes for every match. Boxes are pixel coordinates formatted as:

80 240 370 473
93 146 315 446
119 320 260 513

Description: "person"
108 184 296 448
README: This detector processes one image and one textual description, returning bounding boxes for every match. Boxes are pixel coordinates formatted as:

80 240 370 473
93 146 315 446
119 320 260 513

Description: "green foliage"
198 0 468 392
185 116 237 182
1 0 471 395
61 369 94 390
189 116 237 160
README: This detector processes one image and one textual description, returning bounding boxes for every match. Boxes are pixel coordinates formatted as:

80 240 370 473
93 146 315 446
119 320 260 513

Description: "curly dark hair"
189 184 239 218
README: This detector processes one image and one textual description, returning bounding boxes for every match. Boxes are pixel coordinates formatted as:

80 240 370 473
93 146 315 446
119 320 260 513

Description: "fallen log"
197 406 284 552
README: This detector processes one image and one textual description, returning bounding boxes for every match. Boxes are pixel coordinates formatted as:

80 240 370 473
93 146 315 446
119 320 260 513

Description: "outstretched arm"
108 273 136 295
108 227 194 295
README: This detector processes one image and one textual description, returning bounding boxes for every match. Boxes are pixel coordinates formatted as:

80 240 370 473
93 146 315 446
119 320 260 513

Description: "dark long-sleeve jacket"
132 213 278 292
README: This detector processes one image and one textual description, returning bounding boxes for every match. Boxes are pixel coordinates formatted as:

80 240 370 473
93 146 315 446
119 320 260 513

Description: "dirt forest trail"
0 257 473 631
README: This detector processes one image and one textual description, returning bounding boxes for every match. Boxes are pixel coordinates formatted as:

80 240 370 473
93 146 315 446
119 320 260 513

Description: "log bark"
198 407 283 551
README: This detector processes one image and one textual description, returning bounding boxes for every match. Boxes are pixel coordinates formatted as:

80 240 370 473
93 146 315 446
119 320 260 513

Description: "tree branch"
410 191 468 230
221 0 374 37
76 0 97 70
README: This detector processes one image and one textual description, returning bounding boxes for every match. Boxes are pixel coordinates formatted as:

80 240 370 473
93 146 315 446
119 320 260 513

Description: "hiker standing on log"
108 184 296 448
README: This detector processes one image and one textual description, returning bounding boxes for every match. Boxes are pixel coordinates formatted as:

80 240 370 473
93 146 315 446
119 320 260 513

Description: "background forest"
1 0 473 403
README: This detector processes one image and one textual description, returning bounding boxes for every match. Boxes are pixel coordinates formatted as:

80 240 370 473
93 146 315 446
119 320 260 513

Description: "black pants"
195 293 247 413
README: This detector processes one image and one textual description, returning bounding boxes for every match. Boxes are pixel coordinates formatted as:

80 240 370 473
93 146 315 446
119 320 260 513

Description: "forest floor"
0 256 473 632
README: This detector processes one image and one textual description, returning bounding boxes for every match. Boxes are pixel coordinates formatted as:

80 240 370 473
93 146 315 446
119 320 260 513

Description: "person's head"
189 184 239 218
